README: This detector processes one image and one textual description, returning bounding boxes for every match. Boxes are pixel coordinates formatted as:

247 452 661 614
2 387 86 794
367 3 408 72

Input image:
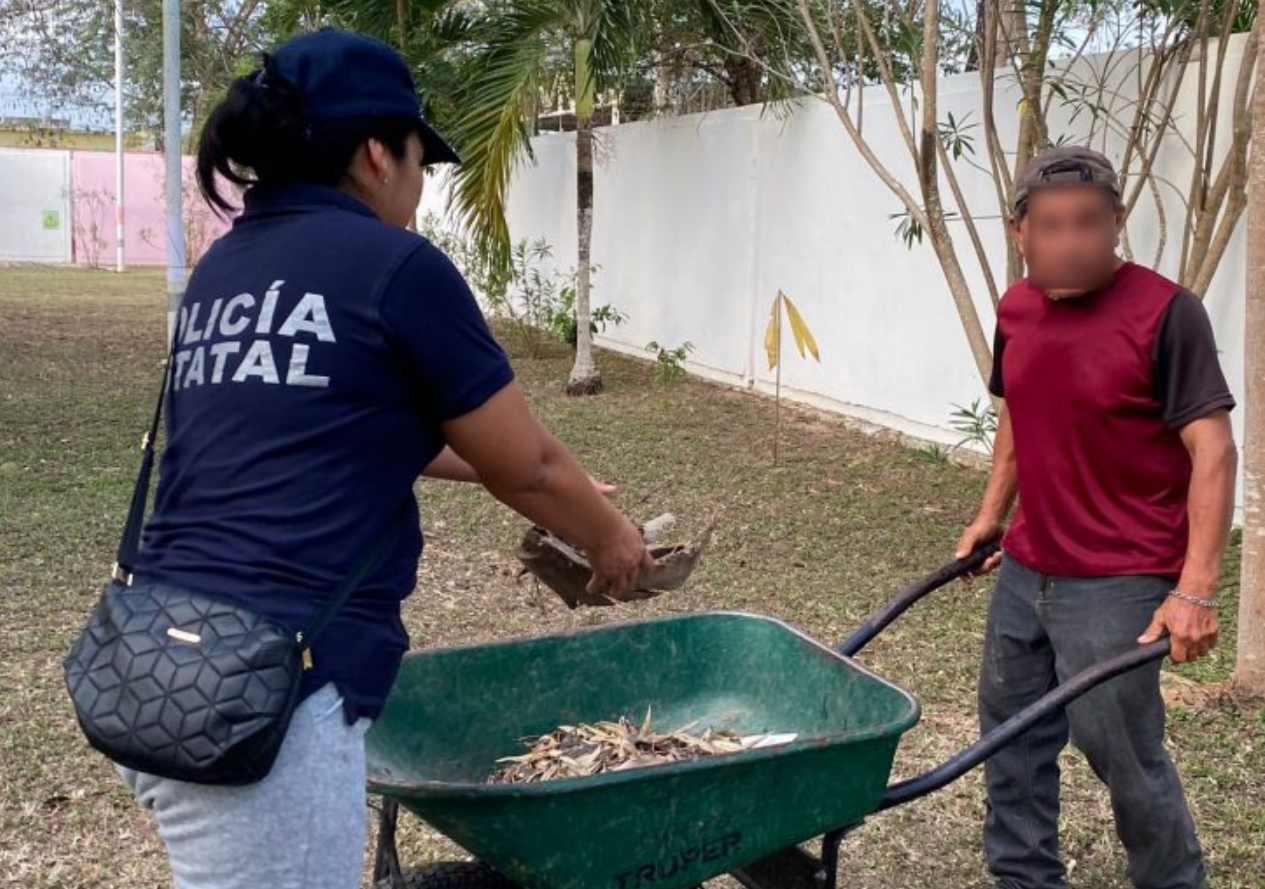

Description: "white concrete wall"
501 40 1251 461
0 148 72 262
0 40 1250 478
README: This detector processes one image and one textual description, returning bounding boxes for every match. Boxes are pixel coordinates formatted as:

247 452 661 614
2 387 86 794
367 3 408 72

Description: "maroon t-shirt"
990 262 1235 578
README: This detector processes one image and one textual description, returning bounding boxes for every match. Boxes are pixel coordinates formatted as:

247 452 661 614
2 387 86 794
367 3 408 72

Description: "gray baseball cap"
1013 146 1120 216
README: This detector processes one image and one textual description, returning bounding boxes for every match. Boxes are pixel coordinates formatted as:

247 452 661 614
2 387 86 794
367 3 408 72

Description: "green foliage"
547 289 626 347
437 0 645 270
890 210 925 248
502 238 572 356
301 0 479 128
890 207 959 249
698 0 916 90
314 0 928 268
645 340 694 385
419 214 624 357
642 0 812 109
949 398 998 456
911 443 951 465
938 111 977 161
0 0 281 142
1141 0 1257 33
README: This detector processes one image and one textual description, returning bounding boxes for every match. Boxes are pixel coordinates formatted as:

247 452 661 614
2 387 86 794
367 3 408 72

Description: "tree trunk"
699 0 764 105
723 52 763 106
568 36 602 396
974 0 1024 71
1236 30 1265 696
999 0 1027 61
917 0 996 395
1006 0 1055 285
1184 17 1259 297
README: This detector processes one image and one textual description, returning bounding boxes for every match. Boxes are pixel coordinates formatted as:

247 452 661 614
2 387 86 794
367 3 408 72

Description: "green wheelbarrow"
366 544 1171 889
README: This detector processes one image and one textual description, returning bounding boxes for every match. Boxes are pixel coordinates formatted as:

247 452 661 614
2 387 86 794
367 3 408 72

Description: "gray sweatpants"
979 554 1207 889
119 683 373 889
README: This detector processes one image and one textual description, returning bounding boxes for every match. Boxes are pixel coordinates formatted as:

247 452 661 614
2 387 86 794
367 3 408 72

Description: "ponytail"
196 53 418 217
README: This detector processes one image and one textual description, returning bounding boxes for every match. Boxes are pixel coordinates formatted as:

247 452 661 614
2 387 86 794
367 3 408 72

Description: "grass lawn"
1 265 1261 889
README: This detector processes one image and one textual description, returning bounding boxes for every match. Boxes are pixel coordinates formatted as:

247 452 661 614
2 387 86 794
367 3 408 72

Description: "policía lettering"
172 279 336 390
613 832 743 889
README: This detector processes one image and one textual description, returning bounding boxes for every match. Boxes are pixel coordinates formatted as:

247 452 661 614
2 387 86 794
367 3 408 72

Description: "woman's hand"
440 383 653 598
586 519 657 600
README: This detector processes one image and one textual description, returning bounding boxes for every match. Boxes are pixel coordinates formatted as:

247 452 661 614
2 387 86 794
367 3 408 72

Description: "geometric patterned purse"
63 336 397 786
63 581 307 785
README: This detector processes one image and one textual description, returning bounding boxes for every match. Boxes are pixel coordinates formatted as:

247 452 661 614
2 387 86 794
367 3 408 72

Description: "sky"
0 69 113 131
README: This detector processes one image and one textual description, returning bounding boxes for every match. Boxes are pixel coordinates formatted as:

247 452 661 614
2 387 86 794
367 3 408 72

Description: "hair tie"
243 66 268 97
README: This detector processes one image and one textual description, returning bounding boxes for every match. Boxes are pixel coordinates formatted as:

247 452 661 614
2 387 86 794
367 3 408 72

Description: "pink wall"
69 151 233 267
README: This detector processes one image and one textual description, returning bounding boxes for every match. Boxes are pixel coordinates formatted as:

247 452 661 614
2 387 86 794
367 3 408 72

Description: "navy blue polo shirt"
134 183 515 723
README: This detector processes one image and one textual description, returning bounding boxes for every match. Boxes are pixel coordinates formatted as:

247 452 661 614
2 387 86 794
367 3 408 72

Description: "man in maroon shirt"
955 146 1237 889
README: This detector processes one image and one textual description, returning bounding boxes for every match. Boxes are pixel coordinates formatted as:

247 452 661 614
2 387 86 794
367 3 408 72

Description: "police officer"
121 28 655 889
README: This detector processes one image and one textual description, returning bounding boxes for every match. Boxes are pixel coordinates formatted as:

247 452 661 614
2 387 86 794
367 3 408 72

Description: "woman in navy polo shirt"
120 28 654 889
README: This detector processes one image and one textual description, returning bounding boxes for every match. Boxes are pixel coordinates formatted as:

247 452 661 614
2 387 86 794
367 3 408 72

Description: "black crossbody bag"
63 334 400 786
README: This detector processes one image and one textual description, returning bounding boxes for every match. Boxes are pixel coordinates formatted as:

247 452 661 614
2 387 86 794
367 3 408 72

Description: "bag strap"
113 329 180 584
112 329 405 651
300 512 403 647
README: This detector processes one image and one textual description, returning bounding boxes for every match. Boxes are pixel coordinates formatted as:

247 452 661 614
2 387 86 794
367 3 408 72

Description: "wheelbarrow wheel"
374 861 521 889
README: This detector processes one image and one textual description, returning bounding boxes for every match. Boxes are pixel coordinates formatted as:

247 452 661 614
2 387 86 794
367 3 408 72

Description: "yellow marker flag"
764 292 783 370
782 294 820 362
765 290 821 370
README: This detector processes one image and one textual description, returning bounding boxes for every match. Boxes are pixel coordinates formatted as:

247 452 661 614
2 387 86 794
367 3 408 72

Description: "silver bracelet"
1168 589 1220 610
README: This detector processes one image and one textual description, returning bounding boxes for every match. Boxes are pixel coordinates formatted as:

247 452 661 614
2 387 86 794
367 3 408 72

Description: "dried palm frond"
488 709 795 784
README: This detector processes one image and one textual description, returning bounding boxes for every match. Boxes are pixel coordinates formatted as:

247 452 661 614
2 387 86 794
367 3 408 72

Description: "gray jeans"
978 555 1207 889
119 683 373 889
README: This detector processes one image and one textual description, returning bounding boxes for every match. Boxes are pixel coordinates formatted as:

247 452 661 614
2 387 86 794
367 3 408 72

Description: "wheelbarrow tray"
366 612 920 889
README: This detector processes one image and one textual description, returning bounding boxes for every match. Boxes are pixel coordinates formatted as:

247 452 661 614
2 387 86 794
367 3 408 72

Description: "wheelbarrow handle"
836 541 1001 658
877 637 1172 811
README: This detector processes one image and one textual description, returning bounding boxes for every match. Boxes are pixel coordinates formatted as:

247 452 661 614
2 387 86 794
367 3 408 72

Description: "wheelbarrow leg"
729 823 861 889
817 826 855 889
372 797 405 889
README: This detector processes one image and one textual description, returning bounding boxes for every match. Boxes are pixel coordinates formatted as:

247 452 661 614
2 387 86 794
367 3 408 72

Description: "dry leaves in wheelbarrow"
515 514 713 609
488 709 797 784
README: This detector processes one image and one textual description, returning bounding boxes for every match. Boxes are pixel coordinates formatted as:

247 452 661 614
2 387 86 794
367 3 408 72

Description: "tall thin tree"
1238 21 1265 696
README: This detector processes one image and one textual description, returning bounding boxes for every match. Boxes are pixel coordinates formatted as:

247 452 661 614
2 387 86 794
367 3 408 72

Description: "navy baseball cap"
270 28 460 166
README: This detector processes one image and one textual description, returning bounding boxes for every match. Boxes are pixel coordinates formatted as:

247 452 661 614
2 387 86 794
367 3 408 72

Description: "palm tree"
264 0 475 129
448 0 642 396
